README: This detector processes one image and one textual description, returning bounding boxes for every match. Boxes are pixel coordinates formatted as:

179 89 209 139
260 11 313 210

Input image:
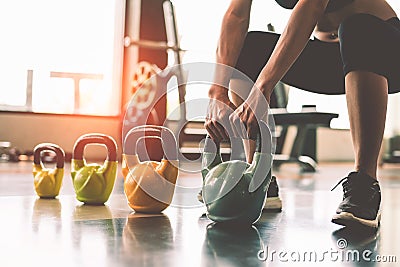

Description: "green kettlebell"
33 143 65 198
71 134 118 205
201 121 274 225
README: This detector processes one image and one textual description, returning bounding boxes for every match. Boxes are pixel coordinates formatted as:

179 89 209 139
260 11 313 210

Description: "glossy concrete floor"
0 161 399 267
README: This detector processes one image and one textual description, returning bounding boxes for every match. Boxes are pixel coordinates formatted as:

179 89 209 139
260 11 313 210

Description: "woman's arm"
205 0 252 142
255 0 330 97
210 0 252 97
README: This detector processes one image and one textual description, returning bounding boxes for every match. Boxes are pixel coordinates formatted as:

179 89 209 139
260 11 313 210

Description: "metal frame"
123 0 187 139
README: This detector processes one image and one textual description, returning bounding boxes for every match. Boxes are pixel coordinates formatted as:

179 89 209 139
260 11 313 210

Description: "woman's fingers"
229 109 247 139
212 119 229 141
204 119 220 142
206 93 268 142
247 117 260 141
205 97 235 141
207 122 229 142
229 103 263 141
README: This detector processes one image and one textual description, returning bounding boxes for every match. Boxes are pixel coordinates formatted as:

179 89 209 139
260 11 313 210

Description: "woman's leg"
331 13 400 228
339 14 400 178
332 69 387 228
345 71 388 179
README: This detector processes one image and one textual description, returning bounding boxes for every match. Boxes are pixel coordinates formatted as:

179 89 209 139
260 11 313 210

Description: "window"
171 0 292 122
168 0 231 121
0 0 125 116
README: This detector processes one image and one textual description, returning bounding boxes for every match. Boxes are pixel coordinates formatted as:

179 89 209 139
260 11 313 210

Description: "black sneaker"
263 176 283 212
331 172 381 228
197 176 282 212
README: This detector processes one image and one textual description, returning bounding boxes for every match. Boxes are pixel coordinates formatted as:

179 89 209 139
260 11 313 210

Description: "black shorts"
233 13 400 95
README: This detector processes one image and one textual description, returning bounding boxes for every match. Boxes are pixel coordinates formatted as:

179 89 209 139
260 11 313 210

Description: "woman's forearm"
255 0 329 96
211 0 252 96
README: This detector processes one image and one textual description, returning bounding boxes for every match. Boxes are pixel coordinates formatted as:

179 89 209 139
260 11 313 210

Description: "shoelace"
330 176 347 192
331 176 380 200
330 176 355 200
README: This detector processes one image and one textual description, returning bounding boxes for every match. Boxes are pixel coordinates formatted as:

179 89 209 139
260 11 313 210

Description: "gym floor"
0 161 399 267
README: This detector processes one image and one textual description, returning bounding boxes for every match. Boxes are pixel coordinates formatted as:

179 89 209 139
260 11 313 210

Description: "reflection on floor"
0 161 399 266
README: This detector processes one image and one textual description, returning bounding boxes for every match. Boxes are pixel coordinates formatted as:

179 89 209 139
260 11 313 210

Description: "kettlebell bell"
33 143 65 198
71 134 118 205
201 120 274 225
122 125 179 213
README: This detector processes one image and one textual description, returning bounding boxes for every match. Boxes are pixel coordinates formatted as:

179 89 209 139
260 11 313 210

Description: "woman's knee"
338 13 391 78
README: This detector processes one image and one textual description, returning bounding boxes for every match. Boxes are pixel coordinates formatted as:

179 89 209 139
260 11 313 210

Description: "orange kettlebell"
33 143 65 198
122 125 179 213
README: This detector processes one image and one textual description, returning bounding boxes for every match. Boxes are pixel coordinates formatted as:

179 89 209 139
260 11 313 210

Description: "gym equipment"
0 141 20 162
123 61 179 130
201 121 274 225
125 61 161 126
122 125 179 213
131 62 159 96
71 134 118 205
272 102 338 172
33 143 65 198
0 141 11 162
123 0 187 140
383 135 400 163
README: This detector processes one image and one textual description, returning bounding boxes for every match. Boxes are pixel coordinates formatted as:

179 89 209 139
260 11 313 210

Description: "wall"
317 128 354 162
0 113 122 161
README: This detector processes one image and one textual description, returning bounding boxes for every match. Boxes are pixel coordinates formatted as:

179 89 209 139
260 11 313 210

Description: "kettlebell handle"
123 125 178 161
33 143 65 168
124 127 162 155
73 134 118 162
135 135 164 162
33 143 65 169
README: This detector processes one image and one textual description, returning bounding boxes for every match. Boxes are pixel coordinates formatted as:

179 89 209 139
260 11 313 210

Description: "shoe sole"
332 211 381 229
197 193 203 203
263 197 283 212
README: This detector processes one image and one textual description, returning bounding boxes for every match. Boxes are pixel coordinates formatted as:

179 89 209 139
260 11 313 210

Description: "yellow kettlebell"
71 134 118 205
122 125 179 213
33 143 65 198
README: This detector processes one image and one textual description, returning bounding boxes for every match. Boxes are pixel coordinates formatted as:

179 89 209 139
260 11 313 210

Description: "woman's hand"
229 85 271 140
204 85 237 142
